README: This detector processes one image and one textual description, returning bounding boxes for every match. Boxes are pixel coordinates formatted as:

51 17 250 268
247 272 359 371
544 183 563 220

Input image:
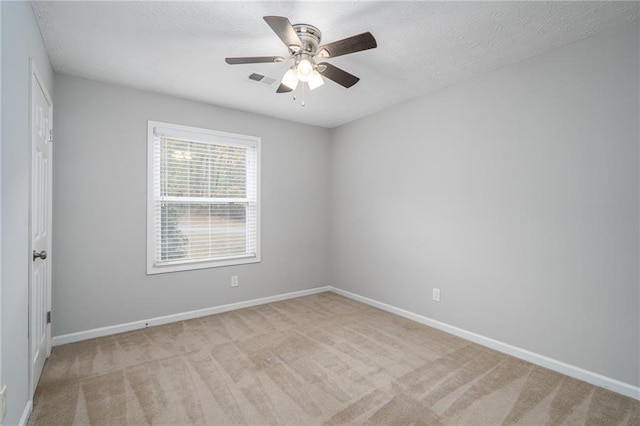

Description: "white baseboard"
329 286 640 401
52 286 331 346
51 284 639 401
18 400 32 426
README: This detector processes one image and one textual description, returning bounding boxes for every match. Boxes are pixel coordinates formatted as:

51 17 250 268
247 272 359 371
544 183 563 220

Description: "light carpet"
29 292 638 425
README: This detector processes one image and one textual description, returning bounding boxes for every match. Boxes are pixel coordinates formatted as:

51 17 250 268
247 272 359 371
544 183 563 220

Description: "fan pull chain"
290 83 308 107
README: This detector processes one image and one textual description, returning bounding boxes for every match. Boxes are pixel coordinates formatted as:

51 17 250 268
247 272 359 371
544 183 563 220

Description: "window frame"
146 120 261 275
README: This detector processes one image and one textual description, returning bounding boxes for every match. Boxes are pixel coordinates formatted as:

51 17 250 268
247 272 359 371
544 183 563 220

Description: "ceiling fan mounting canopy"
291 24 322 54
225 15 377 93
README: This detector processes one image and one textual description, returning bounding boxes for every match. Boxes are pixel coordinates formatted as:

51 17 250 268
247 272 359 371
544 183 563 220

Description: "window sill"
146 255 261 275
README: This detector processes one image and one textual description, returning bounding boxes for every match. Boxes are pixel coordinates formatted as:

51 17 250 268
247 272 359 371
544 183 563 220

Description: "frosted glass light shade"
308 71 324 90
281 68 298 90
297 59 314 82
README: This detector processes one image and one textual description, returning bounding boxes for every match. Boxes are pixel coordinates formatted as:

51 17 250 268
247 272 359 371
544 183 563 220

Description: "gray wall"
330 23 639 387
1 2 54 424
52 75 331 336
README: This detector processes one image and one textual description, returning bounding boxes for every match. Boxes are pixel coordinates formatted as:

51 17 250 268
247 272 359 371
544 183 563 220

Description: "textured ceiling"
32 1 638 128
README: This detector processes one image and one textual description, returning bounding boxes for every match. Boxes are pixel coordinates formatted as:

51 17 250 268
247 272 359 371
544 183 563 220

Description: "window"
147 121 260 274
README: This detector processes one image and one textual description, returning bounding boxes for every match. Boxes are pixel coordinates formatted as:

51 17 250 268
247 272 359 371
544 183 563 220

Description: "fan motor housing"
292 24 322 54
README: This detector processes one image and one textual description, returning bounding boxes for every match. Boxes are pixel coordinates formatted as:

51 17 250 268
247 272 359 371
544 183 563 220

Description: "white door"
30 60 52 396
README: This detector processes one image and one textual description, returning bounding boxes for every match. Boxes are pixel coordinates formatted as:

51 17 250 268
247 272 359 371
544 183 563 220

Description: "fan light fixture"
281 58 324 91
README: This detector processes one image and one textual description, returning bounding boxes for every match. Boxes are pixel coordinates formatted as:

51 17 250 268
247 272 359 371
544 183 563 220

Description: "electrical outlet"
231 276 239 287
1 385 7 422
432 288 441 302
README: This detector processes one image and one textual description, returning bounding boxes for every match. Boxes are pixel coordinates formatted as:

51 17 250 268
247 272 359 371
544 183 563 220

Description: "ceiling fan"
225 16 377 94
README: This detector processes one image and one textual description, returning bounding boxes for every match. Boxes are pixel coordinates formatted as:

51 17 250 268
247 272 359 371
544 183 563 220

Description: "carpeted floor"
29 292 638 425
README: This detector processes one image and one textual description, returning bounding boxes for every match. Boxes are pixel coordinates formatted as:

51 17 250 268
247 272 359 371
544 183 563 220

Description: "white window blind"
147 121 260 274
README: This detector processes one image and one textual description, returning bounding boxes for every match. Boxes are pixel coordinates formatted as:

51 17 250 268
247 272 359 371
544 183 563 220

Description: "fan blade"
263 16 302 50
317 62 360 88
317 32 377 58
276 83 293 93
225 56 284 65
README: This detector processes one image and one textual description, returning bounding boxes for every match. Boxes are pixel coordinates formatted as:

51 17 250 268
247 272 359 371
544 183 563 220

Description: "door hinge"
49 129 53 143
46 311 51 324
